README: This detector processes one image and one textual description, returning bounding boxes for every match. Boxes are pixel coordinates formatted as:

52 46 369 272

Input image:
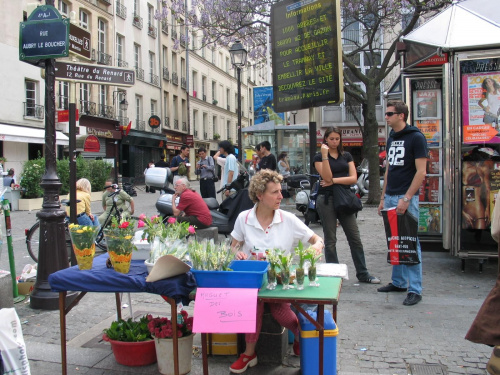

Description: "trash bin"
298 309 338 375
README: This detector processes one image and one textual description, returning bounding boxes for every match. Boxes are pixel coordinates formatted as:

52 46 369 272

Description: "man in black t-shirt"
257 141 277 171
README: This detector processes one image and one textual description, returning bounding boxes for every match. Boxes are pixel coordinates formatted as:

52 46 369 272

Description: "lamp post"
113 91 128 183
291 110 297 124
229 41 247 162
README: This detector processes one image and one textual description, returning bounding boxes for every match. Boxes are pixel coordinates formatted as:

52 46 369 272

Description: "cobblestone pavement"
0 181 496 374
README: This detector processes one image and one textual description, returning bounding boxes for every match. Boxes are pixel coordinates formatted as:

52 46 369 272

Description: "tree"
159 0 452 202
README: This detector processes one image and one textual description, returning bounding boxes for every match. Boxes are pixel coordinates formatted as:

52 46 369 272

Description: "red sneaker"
293 340 300 356
229 353 258 373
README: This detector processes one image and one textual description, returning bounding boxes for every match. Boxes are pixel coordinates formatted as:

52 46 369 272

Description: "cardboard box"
17 280 35 295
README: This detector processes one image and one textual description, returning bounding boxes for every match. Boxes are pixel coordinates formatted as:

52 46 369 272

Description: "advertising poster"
419 176 440 203
416 120 441 147
461 71 500 144
427 149 440 175
253 86 285 125
419 205 442 234
412 89 442 120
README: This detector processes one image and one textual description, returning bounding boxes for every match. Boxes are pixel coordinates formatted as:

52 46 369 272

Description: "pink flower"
167 217 176 224
151 215 159 221
188 226 196 234
139 213 147 220
137 220 145 228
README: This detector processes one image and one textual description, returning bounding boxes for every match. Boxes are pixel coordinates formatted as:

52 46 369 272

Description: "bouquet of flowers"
138 214 165 243
164 217 196 240
147 310 193 339
189 239 233 271
104 216 138 274
68 223 99 270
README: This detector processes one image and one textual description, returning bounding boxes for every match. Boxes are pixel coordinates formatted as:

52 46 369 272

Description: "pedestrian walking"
195 147 216 198
257 141 277 171
377 100 427 306
314 127 380 284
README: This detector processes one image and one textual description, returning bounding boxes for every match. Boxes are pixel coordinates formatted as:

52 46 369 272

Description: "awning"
0 124 69 146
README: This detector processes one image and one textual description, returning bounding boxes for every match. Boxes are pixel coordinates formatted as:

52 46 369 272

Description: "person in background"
3 169 15 188
213 150 226 193
215 140 238 198
248 153 258 179
277 152 292 204
155 157 169 168
171 177 212 228
377 100 427 306
314 127 380 285
66 178 99 226
229 170 324 373
257 141 277 171
98 179 135 226
196 147 216 198
170 145 191 183
144 161 155 193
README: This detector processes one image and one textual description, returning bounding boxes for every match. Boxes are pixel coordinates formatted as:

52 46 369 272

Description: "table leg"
59 292 67 375
168 296 180 375
201 333 209 375
318 305 325 375
115 293 122 320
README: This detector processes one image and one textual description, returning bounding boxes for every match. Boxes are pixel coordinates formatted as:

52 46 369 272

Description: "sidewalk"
1 182 497 374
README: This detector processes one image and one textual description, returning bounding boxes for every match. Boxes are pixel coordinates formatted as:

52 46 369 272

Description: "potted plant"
294 240 308 290
277 250 293 290
148 311 194 375
67 224 100 270
306 246 322 287
212 99 218 105
102 315 157 366
265 248 280 290
104 216 138 274
213 133 220 140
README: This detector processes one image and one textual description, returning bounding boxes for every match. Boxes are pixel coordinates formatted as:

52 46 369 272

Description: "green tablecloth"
258 276 342 302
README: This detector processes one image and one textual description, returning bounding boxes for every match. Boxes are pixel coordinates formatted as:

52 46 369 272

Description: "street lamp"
291 110 298 124
113 90 129 115
229 40 247 162
112 91 128 184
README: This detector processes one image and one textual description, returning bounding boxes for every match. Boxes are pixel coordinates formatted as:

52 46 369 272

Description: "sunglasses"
385 111 401 117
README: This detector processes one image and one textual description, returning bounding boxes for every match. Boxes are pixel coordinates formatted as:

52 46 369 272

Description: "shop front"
399 0 500 265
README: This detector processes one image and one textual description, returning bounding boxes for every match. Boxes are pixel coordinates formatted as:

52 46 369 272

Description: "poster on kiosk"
459 57 500 252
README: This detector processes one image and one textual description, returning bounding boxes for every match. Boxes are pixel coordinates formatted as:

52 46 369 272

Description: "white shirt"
231 204 314 259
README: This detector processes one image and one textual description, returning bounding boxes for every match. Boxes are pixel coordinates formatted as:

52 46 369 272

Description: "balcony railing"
163 67 170 81
148 24 157 38
117 116 129 127
182 121 187 131
171 29 178 39
24 103 44 119
202 94 206 101
342 29 360 45
171 72 178 85
152 126 161 134
98 104 114 119
161 21 168 35
135 67 144 81
97 51 112 65
164 116 170 128
101 0 111 5
194 130 198 137
180 77 186 89
150 73 159 86
117 58 128 67
80 100 96 116
116 3 126 19
132 14 143 29
136 119 145 130
174 119 179 129
345 105 362 121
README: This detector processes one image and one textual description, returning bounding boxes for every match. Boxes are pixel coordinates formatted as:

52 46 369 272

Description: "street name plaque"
55 61 135 87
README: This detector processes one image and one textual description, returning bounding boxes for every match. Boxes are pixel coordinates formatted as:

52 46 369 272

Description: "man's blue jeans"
383 194 422 295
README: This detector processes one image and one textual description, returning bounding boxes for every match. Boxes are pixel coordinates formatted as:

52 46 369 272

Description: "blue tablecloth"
48 253 196 305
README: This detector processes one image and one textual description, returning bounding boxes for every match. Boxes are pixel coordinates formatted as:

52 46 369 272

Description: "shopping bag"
382 208 420 265
0 308 31 375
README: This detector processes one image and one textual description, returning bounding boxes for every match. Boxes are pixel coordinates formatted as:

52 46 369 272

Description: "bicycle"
25 190 137 263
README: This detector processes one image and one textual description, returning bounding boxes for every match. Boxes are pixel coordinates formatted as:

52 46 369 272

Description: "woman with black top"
314 127 380 284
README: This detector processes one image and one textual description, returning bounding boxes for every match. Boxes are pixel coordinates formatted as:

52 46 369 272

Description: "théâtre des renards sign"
271 0 343 113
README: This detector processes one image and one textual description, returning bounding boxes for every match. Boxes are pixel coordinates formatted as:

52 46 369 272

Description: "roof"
403 0 500 51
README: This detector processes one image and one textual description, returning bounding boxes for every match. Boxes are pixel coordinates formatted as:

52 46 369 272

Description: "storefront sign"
416 53 448 67
166 133 183 143
83 135 100 152
55 61 135 87
87 127 120 139
167 143 181 150
148 115 161 129
57 109 79 122
185 135 194 147
271 0 343 112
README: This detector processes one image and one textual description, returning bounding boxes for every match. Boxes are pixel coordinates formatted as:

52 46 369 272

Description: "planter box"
18 192 103 211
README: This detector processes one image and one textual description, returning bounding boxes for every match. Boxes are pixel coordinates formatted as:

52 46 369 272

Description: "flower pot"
103 334 157 366
154 333 195 375
69 227 99 270
105 232 135 274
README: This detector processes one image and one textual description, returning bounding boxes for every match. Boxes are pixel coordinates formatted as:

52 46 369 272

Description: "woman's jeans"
316 194 370 280
76 214 100 227
383 194 422 295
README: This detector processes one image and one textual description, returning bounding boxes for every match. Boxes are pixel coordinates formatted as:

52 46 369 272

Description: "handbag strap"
208 156 216 177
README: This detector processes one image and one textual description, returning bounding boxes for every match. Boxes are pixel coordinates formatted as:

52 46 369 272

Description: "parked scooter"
355 158 384 197
293 174 320 226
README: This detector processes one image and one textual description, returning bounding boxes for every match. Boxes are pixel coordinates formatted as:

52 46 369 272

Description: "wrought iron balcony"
202 94 206 101
150 73 159 86
181 77 186 89
148 24 157 38
171 72 178 85
133 14 143 29
99 104 114 119
194 130 198 137
117 58 128 67
136 119 145 130
164 116 170 128
152 126 161 133
135 67 145 81
161 21 168 35
118 116 129 127
80 100 96 116
345 106 362 122
101 0 111 5
180 34 186 47
163 67 170 81
116 3 126 19
182 121 187 131
24 103 44 119
171 29 178 39
174 119 179 129
97 50 112 65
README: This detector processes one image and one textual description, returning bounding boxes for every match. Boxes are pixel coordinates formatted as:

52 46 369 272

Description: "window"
99 85 106 107
98 19 106 53
80 83 90 102
79 10 89 29
226 120 231 139
149 52 155 75
116 34 124 63
212 81 216 102
25 80 37 116
212 116 217 136
162 46 168 67
343 18 360 45
58 82 69 109
193 110 198 136
211 49 216 65
148 5 154 25
135 95 142 120
134 0 140 15
58 0 68 16
151 100 157 115
226 57 230 73
134 44 141 68
226 88 230 109
202 77 207 99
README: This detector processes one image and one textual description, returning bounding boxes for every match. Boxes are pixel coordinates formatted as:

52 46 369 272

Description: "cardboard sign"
193 288 258 333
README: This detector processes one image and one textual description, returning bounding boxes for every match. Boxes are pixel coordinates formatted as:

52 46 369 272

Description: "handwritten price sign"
193 288 258 333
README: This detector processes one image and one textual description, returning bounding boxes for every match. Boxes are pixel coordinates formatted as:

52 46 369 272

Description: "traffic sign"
69 23 91 60
55 61 135 87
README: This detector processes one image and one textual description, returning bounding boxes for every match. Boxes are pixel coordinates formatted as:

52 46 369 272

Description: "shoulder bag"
331 184 362 214
208 156 219 182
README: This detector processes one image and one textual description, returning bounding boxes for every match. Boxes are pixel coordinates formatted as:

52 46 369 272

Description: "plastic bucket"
154 333 195 375
103 334 157 366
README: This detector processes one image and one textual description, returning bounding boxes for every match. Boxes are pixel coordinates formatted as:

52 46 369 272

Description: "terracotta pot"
103 334 156 366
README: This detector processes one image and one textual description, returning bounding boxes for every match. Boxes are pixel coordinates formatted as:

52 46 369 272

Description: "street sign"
69 23 91 60
148 115 161 129
55 61 135 87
